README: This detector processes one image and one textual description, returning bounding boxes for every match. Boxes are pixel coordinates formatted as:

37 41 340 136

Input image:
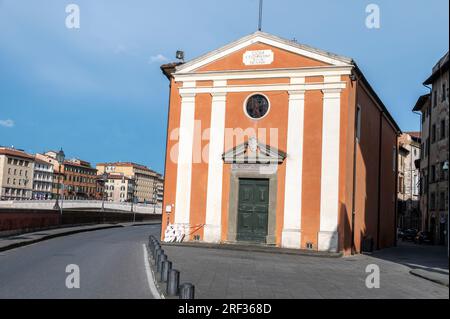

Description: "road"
0 224 160 299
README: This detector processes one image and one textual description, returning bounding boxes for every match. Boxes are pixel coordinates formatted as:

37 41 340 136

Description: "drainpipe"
412 109 422 230
394 132 399 247
350 73 358 255
423 84 432 235
376 111 384 250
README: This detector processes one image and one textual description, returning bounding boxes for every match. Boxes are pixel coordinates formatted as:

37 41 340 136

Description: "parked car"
414 231 433 244
401 229 418 241
397 228 405 239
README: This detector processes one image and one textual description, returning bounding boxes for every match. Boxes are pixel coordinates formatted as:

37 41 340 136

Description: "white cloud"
148 54 168 64
0 119 14 128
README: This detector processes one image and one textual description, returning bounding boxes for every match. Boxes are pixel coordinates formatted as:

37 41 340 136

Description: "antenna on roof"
258 0 263 31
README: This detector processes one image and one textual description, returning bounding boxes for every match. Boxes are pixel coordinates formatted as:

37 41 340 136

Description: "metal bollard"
167 269 180 296
160 260 172 282
154 248 162 263
157 254 167 273
155 249 164 266
152 243 159 256
179 283 195 299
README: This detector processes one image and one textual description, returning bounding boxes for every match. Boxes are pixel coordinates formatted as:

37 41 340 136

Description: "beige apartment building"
397 132 421 230
413 51 449 246
0 147 35 200
96 162 163 204
104 173 135 202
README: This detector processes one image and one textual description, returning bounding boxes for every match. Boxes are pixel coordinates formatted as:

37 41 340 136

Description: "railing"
0 200 162 214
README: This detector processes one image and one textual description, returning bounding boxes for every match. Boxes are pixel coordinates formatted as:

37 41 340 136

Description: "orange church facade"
160 32 401 255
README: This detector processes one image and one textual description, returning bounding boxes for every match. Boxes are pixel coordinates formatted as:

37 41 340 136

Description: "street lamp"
53 148 65 222
152 179 157 214
101 172 108 212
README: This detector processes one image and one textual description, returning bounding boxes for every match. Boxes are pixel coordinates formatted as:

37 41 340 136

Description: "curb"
161 241 343 258
409 269 449 287
146 244 178 299
0 224 124 252
132 222 162 227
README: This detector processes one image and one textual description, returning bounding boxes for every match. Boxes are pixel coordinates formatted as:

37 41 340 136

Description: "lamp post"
152 179 157 214
53 148 65 223
130 177 137 222
101 172 108 212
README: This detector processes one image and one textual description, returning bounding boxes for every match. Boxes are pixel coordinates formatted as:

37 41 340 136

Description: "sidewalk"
0 221 160 252
369 241 449 287
159 242 449 299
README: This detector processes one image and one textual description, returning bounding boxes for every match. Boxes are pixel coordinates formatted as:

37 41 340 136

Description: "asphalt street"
0 224 160 299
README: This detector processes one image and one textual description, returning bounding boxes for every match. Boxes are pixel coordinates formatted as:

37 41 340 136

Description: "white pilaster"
174 88 196 237
318 88 341 252
203 91 227 243
282 88 305 249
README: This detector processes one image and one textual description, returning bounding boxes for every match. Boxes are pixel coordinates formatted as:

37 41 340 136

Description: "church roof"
175 31 354 74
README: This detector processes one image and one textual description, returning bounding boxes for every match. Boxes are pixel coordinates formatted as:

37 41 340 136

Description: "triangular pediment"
222 138 287 164
175 31 353 74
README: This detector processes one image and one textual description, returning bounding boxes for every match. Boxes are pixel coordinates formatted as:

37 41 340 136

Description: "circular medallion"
244 94 270 119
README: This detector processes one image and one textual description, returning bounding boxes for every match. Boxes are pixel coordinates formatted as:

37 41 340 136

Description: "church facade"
160 32 400 255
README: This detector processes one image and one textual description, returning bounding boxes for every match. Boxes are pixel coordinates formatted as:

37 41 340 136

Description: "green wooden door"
237 179 269 243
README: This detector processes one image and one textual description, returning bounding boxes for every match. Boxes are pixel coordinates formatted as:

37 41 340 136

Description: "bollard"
157 254 167 273
160 260 172 282
151 243 159 256
156 249 165 266
154 248 162 263
179 283 195 299
167 269 180 296
153 246 161 259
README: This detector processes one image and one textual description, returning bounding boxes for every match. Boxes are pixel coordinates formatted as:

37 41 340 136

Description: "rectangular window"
440 119 446 140
399 176 404 194
356 105 362 142
439 192 445 210
431 165 436 183
432 124 436 143
433 91 437 107
392 147 397 172
413 174 419 196
442 83 447 102
430 192 436 210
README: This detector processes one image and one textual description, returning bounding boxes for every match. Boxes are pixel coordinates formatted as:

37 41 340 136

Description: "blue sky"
0 0 448 174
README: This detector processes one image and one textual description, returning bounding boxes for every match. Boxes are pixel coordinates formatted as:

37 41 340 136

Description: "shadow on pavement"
369 241 449 273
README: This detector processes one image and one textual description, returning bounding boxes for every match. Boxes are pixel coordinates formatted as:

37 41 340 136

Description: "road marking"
142 243 164 299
